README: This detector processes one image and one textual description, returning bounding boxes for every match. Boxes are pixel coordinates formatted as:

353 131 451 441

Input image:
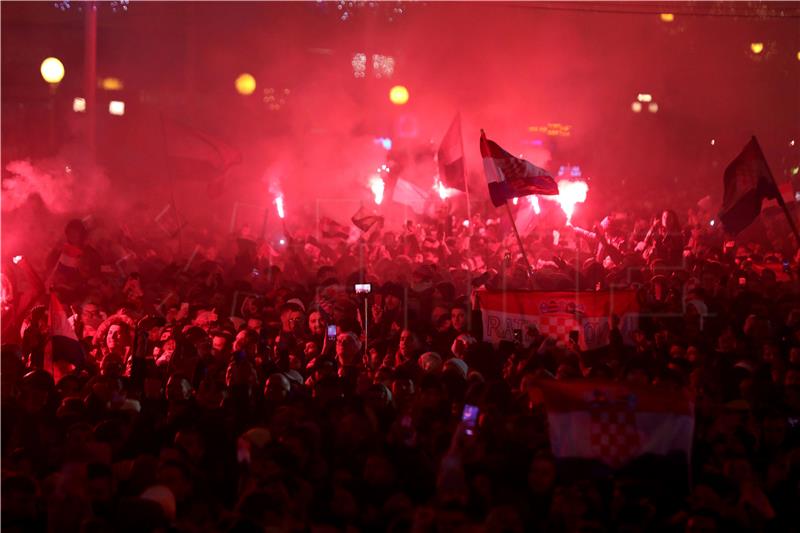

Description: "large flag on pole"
538 380 694 468
718 136 779 235
480 130 559 207
437 114 466 191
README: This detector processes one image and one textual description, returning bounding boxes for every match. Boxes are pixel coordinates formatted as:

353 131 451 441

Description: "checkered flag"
539 380 693 469
480 129 559 207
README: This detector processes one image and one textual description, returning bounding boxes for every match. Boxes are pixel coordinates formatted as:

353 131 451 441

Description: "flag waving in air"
480 130 558 207
718 136 779 235
437 114 466 191
351 205 384 232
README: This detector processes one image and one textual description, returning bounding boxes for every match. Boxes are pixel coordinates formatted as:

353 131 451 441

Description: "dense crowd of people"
2 198 799 533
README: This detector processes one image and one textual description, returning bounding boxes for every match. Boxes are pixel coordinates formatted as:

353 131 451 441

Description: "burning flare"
434 178 459 201
555 179 588 225
369 176 385 205
274 195 285 219
529 196 541 215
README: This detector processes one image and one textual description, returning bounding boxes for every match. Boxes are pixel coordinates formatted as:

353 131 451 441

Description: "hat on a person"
286 298 306 312
140 485 176 521
419 351 443 373
443 357 468 379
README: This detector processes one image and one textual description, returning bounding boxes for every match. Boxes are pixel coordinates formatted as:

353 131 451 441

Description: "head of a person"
336 332 361 367
398 329 418 361
106 322 131 353
383 283 403 311
451 305 467 333
308 310 326 337
211 333 231 359
264 373 291 403
661 209 680 232
304 340 320 362
432 305 452 332
100 354 125 378
81 301 103 327
280 303 305 335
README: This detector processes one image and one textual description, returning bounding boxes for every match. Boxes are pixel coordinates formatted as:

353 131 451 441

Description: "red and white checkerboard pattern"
537 315 578 342
589 407 641 467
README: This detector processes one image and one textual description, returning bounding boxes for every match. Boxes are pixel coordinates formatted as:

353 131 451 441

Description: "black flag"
719 137 779 235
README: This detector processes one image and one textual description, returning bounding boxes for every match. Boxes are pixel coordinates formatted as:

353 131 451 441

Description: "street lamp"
235 73 256 95
389 85 409 105
40 57 65 85
40 57 65 152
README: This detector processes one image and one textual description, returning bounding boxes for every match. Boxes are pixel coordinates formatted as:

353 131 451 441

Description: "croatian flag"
437 114 466 191
480 130 559 207
45 292 85 380
538 380 694 468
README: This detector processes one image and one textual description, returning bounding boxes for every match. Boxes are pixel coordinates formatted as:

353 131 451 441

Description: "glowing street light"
41 57 65 152
108 100 125 116
631 101 642 113
235 73 256 95
637 93 653 103
648 102 659 113
100 77 123 90
73 97 86 113
40 57 65 85
750 42 764 54
659 13 674 22
389 85 409 105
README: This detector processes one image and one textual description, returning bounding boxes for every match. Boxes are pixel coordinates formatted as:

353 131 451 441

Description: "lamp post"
40 56 65 152
85 1 97 160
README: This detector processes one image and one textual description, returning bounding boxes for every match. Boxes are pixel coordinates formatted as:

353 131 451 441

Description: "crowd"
2 198 799 533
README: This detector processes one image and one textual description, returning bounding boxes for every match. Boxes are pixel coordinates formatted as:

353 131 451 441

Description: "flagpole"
755 136 800 248
458 113 472 225
159 113 184 256
773 190 800 248
504 200 534 285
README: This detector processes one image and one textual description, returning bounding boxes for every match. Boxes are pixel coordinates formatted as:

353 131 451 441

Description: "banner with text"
476 290 639 349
